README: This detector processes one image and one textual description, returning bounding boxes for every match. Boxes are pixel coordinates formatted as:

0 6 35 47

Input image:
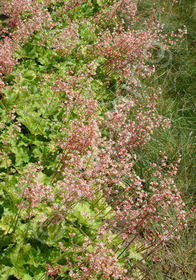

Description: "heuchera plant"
0 0 194 279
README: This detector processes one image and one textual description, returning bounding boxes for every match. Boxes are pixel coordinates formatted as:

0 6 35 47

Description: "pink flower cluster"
4 0 53 43
46 264 62 279
94 28 157 79
67 237 129 280
49 69 188 272
0 37 16 76
4 0 192 278
0 0 53 82
53 98 109 201
101 0 137 22
51 21 80 56
14 163 54 218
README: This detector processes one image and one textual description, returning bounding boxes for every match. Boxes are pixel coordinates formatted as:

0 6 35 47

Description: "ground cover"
0 0 195 279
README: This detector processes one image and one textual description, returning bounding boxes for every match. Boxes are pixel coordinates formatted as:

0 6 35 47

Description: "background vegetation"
137 0 196 278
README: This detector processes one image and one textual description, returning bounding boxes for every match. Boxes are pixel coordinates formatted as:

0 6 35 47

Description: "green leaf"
17 114 45 136
12 145 29 166
72 202 98 228
0 266 31 280
97 0 105 6
37 172 50 185
10 243 35 267
129 244 143 261
0 215 13 232
23 274 33 280
23 43 37 58
22 70 36 81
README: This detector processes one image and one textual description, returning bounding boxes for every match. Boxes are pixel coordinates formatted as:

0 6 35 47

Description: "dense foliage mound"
0 0 195 279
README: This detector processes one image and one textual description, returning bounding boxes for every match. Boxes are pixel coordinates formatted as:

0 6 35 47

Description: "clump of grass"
144 217 196 280
130 0 196 278
137 0 196 204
